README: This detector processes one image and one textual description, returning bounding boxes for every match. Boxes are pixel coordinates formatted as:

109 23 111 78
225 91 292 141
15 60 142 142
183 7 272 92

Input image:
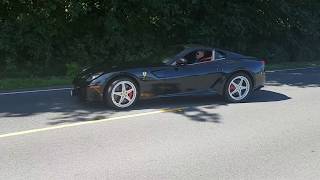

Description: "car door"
189 60 223 91
149 64 197 95
149 49 223 95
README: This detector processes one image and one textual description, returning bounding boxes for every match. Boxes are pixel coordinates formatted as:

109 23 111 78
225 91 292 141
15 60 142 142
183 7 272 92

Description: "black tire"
105 78 139 109
224 72 252 103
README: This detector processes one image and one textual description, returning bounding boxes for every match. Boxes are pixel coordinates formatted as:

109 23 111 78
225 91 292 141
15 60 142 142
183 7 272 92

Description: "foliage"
66 62 80 78
0 76 71 90
1 0 320 78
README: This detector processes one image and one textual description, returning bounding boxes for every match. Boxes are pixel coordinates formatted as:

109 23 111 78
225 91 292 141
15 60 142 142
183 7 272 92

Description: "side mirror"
176 58 187 66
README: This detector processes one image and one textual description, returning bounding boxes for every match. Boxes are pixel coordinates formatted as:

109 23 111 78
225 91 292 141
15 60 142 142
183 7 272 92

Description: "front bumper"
71 85 104 102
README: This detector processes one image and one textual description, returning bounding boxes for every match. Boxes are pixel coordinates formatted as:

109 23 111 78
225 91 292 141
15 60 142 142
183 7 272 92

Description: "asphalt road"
0 68 319 180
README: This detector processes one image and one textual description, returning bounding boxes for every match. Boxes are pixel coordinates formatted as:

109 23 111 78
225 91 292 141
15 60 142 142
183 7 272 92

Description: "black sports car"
71 45 265 109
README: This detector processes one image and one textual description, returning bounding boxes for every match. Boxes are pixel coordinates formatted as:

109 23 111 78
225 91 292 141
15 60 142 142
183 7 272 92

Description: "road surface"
0 68 319 179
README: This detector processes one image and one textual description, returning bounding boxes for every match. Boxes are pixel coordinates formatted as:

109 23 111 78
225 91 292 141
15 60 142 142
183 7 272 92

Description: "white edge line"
0 88 72 96
266 66 319 73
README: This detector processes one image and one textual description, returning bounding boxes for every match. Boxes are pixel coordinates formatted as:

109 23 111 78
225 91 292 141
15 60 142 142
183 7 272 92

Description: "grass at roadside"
0 77 72 91
0 61 319 91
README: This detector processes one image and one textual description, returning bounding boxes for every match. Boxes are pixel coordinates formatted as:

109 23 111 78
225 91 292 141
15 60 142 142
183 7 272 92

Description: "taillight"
261 59 267 65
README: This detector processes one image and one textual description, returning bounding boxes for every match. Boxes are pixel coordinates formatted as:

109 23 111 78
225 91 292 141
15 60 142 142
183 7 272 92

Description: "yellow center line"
0 108 185 139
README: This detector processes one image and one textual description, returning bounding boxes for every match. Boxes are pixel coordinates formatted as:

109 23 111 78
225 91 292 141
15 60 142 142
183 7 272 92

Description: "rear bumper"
253 71 265 90
71 85 104 102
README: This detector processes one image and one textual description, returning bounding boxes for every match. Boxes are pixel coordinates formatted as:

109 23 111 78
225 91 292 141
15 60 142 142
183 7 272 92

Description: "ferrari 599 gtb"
71 45 265 109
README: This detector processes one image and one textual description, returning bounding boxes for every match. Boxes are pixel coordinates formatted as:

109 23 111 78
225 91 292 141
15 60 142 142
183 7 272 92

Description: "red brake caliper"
229 84 236 92
128 89 133 99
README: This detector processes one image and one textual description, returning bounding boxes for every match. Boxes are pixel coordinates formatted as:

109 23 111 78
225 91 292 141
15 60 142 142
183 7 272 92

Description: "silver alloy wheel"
111 80 137 108
228 75 250 101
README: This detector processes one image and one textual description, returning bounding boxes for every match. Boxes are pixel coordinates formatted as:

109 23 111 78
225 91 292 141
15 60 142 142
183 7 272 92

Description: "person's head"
195 51 204 60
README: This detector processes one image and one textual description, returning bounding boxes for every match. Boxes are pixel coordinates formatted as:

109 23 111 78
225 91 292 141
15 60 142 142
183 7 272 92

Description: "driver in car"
196 51 212 62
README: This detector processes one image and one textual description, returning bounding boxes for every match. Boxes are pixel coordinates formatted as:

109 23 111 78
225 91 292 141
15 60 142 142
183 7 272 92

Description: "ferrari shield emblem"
142 71 147 78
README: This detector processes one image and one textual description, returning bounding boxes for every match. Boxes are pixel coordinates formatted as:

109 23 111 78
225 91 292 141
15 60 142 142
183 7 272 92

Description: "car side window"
183 50 197 64
183 50 213 65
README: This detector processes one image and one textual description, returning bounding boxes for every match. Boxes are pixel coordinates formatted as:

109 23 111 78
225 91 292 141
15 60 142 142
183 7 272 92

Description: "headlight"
87 72 104 81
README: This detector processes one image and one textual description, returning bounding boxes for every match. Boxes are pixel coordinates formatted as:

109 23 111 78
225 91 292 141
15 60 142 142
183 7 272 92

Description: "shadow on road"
0 89 290 125
247 89 291 103
266 68 320 88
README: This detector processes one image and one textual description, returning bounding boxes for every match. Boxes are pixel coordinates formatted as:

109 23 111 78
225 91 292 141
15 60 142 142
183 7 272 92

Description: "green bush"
1 0 320 78
66 62 80 78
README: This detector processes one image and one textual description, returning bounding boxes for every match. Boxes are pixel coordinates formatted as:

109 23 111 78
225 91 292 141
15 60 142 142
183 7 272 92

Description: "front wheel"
105 78 138 109
224 73 252 103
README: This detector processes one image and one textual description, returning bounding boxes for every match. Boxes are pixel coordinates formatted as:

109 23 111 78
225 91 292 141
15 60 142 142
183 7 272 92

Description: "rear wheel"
105 78 138 109
224 73 252 103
